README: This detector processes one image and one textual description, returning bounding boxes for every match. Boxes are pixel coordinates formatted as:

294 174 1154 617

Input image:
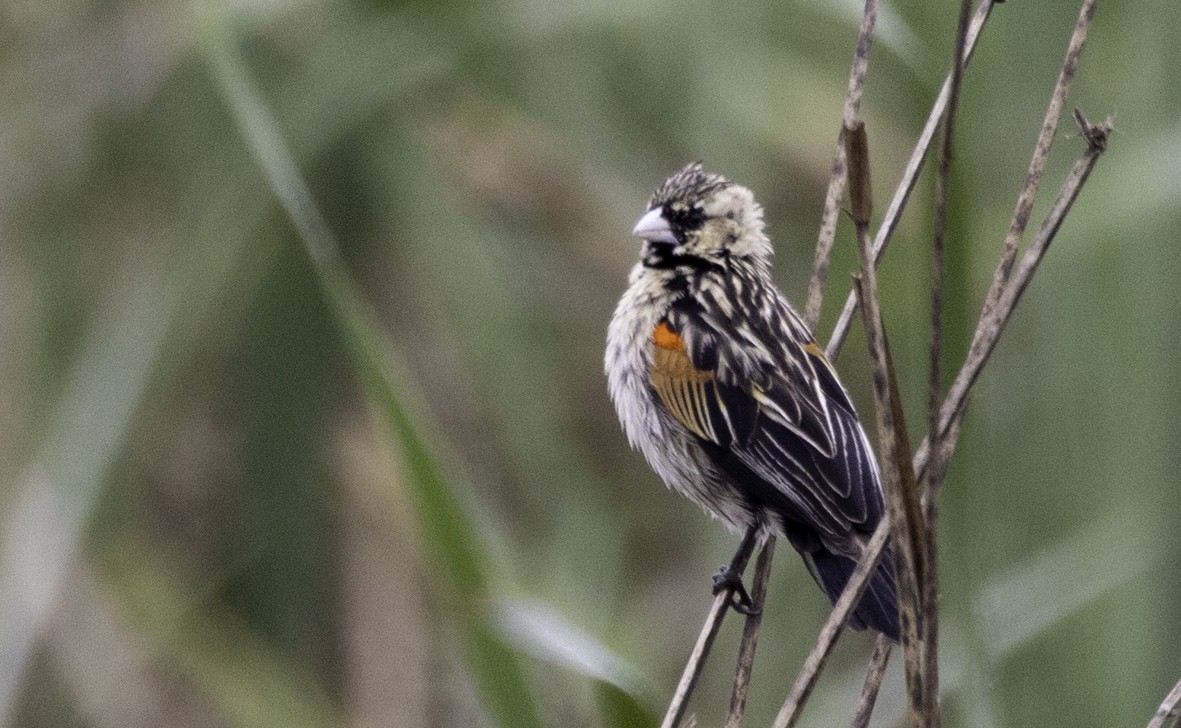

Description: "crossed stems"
660 0 1110 725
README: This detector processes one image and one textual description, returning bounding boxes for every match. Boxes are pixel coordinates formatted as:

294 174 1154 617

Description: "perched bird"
605 163 899 641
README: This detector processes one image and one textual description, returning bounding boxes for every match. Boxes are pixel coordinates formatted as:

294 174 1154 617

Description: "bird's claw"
712 564 761 616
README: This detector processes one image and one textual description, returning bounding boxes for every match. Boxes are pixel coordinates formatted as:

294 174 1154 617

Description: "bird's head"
632 163 772 270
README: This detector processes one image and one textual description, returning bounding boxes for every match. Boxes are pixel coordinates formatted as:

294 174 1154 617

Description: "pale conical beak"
632 207 678 245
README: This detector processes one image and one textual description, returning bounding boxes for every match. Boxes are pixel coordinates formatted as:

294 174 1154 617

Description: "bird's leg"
712 526 761 616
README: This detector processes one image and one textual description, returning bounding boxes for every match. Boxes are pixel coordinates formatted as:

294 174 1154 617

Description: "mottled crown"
649 162 733 209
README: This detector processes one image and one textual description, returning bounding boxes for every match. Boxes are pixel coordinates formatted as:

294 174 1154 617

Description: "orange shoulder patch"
649 320 717 442
652 321 686 351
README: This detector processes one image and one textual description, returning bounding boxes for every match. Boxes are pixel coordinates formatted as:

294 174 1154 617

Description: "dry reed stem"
923 0 976 721
917 108 1110 471
826 0 1000 363
1147 674 1181 728
798 109 1109 726
777 90 1108 728
661 527 757 728
805 0 880 329
771 515 891 728
724 537 776 727
845 126 927 724
850 635 893 728
977 0 1097 325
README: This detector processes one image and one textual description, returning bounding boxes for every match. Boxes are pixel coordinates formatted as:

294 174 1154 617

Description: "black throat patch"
642 242 723 273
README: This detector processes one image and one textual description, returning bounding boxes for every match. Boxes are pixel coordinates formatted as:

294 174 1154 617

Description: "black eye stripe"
665 204 707 231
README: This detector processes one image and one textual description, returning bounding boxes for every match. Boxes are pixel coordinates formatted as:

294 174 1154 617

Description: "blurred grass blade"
493 599 658 727
493 598 645 693
198 7 543 726
0 265 169 723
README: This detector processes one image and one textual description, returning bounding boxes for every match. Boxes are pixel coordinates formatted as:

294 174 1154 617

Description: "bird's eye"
665 204 707 232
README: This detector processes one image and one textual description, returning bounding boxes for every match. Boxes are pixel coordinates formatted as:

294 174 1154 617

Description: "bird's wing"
648 316 882 547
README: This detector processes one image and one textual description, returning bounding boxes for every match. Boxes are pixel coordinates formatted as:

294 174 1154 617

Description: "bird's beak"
632 208 678 245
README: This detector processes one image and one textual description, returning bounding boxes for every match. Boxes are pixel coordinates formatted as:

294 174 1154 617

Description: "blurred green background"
2 0 1179 726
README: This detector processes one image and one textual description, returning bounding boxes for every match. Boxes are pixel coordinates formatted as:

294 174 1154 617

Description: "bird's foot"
712 564 761 616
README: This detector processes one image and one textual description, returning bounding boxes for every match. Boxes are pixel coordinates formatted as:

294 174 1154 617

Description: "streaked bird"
605 163 899 640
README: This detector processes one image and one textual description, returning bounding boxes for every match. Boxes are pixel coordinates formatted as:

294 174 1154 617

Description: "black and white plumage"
605 163 899 640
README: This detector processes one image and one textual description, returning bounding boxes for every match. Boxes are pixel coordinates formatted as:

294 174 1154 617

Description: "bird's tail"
805 547 900 642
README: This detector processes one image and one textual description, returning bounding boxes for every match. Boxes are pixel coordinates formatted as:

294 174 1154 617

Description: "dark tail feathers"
807 548 900 642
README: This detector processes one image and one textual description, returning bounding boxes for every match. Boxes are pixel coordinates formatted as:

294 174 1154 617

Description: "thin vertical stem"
725 538 776 728
850 635 894 728
661 526 758 728
975 0 1097 326
924 0 975 722
771 519 891 728
847 121 927 725
825 0 1000 363
805 0 880 329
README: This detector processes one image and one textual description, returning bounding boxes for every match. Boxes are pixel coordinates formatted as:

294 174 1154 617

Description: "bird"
605 162 899 641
